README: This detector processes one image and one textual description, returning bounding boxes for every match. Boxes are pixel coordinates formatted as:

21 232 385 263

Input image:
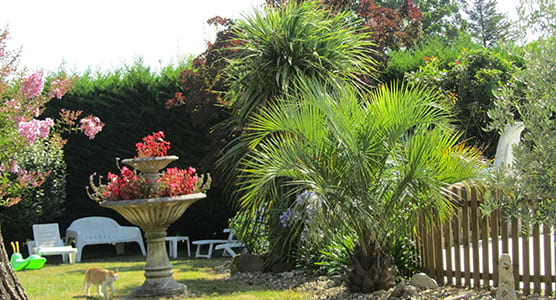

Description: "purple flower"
295 190 321 223
279 208 301 227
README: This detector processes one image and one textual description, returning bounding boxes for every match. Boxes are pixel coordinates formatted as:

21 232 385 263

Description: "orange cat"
83 267 118 299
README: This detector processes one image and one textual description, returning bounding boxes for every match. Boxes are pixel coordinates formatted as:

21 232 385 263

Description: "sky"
1 0 520 74
1 0 264 73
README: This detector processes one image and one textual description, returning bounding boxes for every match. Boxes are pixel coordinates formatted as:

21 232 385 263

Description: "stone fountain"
100 155 205 297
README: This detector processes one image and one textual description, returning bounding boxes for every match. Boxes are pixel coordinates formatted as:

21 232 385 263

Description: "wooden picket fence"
417 183 555 296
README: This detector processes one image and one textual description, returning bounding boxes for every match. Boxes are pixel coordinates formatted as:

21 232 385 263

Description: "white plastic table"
165 236 191 258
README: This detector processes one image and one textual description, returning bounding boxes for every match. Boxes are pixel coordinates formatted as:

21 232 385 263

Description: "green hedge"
45 61 233 239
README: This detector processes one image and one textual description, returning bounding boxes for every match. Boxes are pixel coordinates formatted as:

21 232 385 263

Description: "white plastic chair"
192 229 241 259
214 241 244 257
30 223 77 263
65 216 146 262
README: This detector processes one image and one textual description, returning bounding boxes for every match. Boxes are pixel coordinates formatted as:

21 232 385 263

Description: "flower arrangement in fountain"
87 131 211 202
135 131 171 157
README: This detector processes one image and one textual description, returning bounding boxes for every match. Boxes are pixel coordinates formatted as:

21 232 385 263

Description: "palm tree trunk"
0 224 28 300
346 239 396 293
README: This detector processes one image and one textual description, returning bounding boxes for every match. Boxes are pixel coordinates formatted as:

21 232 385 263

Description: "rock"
230 253 265 275
409 273 439 290
389 279 406 298
496 253 517 300
281 271 295 278
390 279 421 299
445 294 472 300
404 285 417 296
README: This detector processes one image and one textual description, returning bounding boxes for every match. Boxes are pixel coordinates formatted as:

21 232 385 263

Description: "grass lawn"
15 249 309 300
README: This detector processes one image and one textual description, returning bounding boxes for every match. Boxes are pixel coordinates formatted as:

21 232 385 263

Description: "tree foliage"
415 0 467 42
227 1 377 124
166 17 239 171
268 0 422 54
355 0 422 53
406 48 522 157
485 36 556 223
517 0 556 39
464 0 511 47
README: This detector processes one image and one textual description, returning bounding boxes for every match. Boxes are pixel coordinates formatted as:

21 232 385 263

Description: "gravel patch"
214 261 554 300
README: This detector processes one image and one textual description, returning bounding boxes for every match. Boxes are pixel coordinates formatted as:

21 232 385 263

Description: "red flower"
93 166 201 201
135 131 171 157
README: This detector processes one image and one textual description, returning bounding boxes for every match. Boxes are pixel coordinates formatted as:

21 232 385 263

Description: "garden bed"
216 261 554 300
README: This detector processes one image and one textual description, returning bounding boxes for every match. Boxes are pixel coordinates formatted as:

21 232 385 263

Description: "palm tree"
224 0 376 126
219 0 377 268
235 79 486 292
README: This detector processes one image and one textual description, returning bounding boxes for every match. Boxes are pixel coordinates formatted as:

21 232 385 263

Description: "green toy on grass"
9 241 46 271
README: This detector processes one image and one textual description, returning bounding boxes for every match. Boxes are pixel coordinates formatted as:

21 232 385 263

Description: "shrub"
484 37 556 224
0 140 66 244
406 47 522 157
228 210 269 254
382 34 479 82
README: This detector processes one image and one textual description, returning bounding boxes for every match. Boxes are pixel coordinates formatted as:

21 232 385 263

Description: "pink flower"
38 118 54 139
5 99 21 111
79 115 104 140
20 71 44 98
48 77 76 99
17 118 54 144
12 115 26 124
188 167 196 175
107 172 118 182
10 161 19 174
120 167 135 179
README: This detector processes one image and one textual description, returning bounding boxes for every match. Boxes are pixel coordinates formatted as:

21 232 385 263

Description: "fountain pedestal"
101 193 205 297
